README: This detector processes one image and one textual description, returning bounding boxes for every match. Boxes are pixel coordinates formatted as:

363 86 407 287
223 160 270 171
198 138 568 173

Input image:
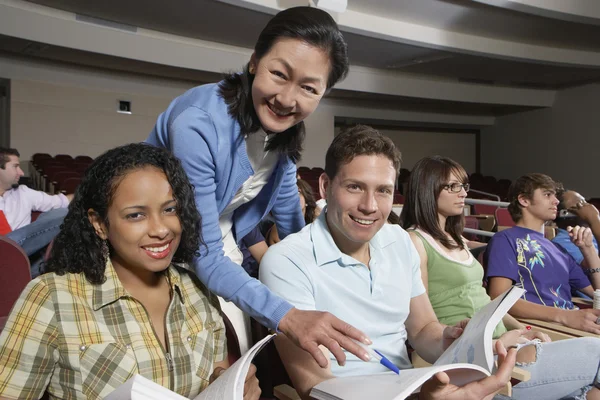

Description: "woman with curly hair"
400 155 600 400
0 144 260 399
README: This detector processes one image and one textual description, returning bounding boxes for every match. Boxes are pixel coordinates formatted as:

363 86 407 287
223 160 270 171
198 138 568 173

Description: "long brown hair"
400 156 468 250
297 179 318 224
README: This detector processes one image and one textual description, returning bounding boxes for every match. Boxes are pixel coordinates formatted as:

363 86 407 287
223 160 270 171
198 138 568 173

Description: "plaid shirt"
0 261 226 399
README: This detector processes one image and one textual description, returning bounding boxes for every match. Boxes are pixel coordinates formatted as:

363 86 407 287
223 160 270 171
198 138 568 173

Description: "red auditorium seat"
495 208 515 228
60 177 82 194
0 237 31 332
74 155 93 163
473 204 498 216
52 172 81 193
54 154 74 164
393 192 405 204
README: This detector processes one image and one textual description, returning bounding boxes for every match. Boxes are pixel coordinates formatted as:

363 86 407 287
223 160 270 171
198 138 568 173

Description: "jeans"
6 208 68 278
512 337 600 400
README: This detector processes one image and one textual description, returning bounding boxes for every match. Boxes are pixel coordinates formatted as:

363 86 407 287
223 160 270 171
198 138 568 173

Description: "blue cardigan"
146 82 305 329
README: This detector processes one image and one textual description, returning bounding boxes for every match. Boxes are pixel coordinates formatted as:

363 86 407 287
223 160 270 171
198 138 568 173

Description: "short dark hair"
46 143 203 284
507 173 563 223
0 147 19 169
400 156 468 250
325 125 401 180
219 6 349 164
555 189 578 229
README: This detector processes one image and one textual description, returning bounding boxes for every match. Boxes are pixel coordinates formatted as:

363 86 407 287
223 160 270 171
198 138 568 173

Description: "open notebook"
310 286 525 400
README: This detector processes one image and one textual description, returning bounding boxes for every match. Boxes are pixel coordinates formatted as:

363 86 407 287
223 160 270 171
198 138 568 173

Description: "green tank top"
412 230 507 339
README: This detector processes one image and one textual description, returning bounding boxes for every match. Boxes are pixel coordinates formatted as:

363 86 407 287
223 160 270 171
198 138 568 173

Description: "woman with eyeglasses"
399 155 600 400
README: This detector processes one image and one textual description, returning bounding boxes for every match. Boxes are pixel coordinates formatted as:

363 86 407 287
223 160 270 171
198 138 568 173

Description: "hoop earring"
101 240 110 261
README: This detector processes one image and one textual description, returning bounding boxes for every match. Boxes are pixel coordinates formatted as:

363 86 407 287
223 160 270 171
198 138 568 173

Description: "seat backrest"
0 237 32 318
61 177 82 194
473 204 497 216
393 192 405 205
221 312 241 365
495 208 515 228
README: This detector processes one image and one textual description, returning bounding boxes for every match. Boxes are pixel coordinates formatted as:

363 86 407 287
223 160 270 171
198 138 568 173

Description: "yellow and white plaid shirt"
0 260 226 399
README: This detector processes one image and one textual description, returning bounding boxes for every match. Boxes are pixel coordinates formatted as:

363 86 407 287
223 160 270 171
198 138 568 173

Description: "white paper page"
194 333 276 400
434 286 525 372
310 364 489 400
105 374 187 400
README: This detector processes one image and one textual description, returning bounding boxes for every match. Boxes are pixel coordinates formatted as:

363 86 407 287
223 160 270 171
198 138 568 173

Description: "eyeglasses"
443 183 470 193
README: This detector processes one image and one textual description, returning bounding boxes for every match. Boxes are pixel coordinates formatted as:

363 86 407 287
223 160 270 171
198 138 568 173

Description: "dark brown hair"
0 147 20 169
400 156 468 250
507 173 563 222
325 125 401 180
297 179 318 224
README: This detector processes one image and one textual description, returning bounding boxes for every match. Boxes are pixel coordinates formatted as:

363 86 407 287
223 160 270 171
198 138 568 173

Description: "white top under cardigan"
218 130 278 265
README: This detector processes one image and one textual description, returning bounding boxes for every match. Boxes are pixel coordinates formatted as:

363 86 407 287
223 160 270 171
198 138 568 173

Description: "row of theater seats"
29 153 94 194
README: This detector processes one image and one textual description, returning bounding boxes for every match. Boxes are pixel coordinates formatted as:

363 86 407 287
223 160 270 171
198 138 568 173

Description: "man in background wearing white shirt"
0 147 72 277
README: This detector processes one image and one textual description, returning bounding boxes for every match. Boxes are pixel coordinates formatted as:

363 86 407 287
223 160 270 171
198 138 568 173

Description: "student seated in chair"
0 144 260 400
401 155 600 400
260 126 518 400
552 189 600 265
0 147 73 277
486 173 600 335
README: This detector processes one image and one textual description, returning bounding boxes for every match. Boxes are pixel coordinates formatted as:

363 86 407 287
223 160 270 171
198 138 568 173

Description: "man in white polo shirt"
260 125 516 400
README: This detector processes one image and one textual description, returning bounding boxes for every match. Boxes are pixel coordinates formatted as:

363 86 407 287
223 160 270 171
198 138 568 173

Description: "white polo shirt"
260 211 425 377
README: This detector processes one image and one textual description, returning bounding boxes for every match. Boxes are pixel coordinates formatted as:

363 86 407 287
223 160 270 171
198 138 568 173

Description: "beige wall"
380 129 477 173
482 82 600 197
11 80 174 165
2 55 492 175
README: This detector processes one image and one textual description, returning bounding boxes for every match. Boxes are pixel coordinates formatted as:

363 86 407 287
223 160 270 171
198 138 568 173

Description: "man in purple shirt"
0 148 72 277
486 173 600 334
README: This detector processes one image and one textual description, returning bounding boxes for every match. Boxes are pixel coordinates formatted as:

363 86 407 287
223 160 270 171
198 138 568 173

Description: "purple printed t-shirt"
485 226 590 309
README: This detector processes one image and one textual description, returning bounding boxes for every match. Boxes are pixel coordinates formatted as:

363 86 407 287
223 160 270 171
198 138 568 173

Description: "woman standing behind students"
0 144 260 399
400 155 600 400
146 6 369 365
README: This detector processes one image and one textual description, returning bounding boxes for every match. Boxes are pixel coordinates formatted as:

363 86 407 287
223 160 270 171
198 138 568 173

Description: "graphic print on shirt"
516 234 572 309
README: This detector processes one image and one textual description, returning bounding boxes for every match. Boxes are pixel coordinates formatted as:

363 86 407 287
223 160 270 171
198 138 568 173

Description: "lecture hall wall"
1 54 485 175
482 83 600 198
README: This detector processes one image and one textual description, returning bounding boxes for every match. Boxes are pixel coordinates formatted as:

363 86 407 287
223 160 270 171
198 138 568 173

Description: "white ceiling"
4 0 600 117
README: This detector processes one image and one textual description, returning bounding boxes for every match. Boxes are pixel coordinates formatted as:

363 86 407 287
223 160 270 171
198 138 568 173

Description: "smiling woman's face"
250 37 330 133
97 167 182 277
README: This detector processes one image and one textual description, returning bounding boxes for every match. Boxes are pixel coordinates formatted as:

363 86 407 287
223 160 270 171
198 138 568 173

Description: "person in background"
486 173 600 334
553 189 600 265
0 147 73 277
0 144 261 399
401 155 600 400
266 178 320 245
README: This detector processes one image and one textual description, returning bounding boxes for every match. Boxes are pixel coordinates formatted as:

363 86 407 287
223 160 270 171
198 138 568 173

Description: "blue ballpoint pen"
352 339 400 374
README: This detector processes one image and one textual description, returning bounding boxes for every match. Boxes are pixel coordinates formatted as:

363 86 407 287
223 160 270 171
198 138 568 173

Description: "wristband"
583 267 600 275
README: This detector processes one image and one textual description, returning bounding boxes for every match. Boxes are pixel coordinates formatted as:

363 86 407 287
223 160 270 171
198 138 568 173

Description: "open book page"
106 334 276 400
194 333 276 400
434 286 525 372
105 374 188 400
311 364 489 400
